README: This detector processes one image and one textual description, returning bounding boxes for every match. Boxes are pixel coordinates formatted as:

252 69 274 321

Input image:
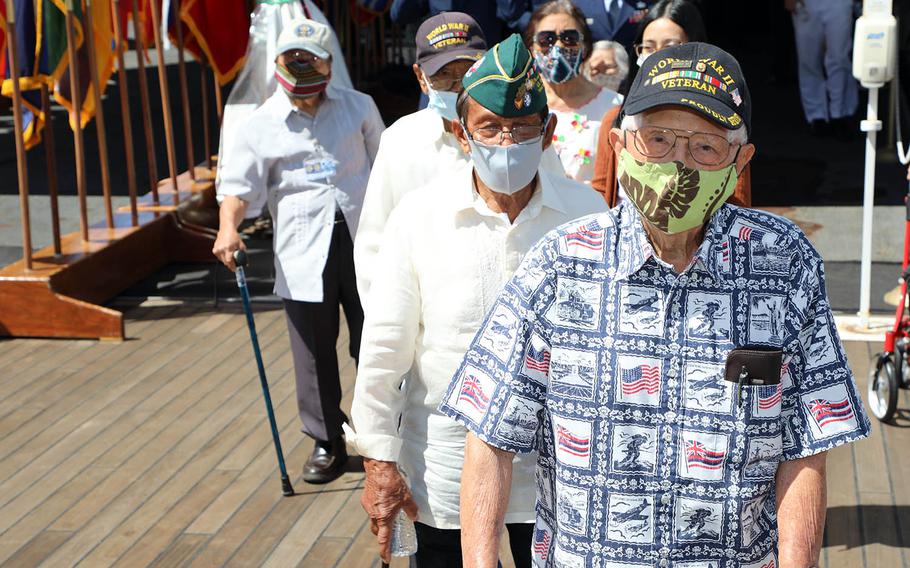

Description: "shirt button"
660 492 672 505
662 430 672 442
659 560 669 568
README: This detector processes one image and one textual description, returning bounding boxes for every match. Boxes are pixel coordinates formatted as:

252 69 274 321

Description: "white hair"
592 40 629 82
620 113 748 144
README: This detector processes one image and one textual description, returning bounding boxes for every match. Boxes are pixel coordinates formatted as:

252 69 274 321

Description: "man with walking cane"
213 18 385 485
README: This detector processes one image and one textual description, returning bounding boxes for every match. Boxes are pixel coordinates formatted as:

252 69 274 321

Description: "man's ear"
452 118 471 154
413 63 429 95
734 143 755 177
541 114 558 150
609 127 626 159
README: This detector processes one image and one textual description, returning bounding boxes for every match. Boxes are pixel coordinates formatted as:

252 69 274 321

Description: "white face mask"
423 72 459 121
584 68 623 91
637 53 650 67
466 137 544 195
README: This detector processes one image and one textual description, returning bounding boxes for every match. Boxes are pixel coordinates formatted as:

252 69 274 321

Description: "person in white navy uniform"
214 18 385 484
787 0 858 136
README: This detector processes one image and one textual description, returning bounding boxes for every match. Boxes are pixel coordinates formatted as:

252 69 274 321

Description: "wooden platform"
0 306 906 567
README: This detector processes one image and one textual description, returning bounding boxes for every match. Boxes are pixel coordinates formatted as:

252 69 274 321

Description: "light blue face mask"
423 73 459 121
463 117 550 195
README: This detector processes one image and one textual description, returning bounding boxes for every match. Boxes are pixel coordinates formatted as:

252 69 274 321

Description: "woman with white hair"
583 40 629 92
524 0 623 184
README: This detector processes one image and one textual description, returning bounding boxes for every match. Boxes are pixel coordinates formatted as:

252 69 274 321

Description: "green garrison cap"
461 33 547 118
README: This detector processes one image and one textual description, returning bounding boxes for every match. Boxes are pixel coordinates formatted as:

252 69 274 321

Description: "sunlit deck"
0 304 906 567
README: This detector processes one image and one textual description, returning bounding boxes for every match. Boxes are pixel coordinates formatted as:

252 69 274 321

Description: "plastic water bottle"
390 509 418 556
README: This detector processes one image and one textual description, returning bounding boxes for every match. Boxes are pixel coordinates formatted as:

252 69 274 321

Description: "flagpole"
149 0 180 205
41 84 63 254
5 0 33 269
111 0 139 226
83 0 114 229
131 0 159 204
199 63 212 171
172 0 195 182
65 0 89 241
213 67 222 126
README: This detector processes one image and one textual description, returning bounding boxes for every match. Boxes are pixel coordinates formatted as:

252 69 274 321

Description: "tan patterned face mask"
617 149 737 234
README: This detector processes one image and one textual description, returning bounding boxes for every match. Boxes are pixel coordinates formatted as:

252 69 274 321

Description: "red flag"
116 0 154 52
177 0 249 85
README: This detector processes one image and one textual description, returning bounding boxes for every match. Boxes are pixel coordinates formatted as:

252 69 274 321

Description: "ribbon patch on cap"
426 23 471 49
647 70 727 95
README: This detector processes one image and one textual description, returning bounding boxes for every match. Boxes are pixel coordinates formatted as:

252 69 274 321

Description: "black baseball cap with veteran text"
622 42 751 135
416 12 487 76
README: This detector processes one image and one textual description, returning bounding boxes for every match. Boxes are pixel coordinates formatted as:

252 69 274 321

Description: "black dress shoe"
302 437 347 484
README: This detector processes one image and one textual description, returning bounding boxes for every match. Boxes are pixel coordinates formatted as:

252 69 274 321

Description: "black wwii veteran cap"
416 12 487 76
623 42 751 134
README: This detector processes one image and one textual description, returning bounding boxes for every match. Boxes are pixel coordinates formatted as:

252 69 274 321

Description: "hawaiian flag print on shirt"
686 440 726 470
458 375 491 412
621 365 660 395
533 528 551 561
760 561 776 568
808 398 854 428
557 425 590 458
525 345 550 373
758 384 782 410
565 227 604 251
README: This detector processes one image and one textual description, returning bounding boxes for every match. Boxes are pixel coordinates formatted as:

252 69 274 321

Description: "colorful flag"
116 0 154 53
756 384 782 410
532 528 550 561
54 0 114 129
176 0 249 85
0 0 72 149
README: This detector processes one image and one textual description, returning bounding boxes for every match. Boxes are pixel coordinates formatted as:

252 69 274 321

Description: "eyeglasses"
465 123 546 145
425 73 463 92
626 126 737 166
633 39 684 57
534 29 583 50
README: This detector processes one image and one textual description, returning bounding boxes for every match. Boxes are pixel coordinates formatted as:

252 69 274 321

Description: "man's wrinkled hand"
212 228 245 272
361 458 419 563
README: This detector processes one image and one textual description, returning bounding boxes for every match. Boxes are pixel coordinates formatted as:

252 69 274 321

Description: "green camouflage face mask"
617 148 737 234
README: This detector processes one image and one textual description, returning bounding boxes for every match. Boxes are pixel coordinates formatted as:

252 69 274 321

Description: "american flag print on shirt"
621 365 660 395
533 528 551 562
738 224 765 241
525 345 551 373
757 384 782 410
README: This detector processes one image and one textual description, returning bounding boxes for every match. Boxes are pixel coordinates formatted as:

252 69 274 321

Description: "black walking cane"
234 250 295 497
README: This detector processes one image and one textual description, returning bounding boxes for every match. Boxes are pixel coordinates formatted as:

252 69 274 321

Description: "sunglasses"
534 29 583 50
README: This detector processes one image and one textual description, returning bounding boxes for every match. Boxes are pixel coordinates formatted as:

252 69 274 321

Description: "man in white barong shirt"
345 34 606 566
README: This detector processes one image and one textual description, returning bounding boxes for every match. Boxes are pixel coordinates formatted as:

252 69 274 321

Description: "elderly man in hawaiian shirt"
440 42 871 568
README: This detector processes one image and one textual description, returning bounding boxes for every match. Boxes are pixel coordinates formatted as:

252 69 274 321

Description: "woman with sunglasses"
524 0 623 185
591 0 751 208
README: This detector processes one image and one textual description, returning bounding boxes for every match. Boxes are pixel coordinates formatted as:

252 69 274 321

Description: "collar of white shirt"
451 166 570 222
267 85 342 121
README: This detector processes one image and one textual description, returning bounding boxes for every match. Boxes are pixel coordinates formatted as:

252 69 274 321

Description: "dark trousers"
413 522 533 568
283 213 363 442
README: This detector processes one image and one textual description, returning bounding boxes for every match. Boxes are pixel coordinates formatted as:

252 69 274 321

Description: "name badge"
303 158 337 182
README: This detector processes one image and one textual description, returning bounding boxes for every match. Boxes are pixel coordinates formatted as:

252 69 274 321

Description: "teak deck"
0 305 906 567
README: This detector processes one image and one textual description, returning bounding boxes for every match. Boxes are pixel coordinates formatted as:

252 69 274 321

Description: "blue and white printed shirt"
440 201 871 568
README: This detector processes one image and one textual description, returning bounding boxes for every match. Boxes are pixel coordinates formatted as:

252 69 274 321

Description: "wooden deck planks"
0 303 907 568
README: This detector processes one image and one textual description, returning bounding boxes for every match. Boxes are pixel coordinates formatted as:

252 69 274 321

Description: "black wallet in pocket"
724 347 783 386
